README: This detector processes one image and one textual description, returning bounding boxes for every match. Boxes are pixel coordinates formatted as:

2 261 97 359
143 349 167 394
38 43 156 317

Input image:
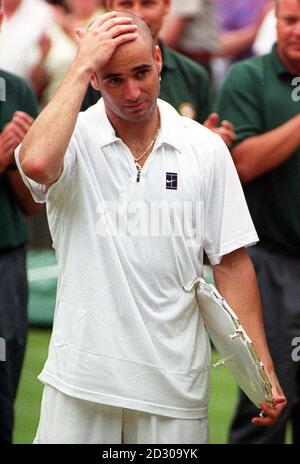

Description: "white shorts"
34 385 209 444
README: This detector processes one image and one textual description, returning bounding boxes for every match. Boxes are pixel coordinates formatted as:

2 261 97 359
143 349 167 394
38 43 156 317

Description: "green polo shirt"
217 45 300 255
0 70 38 251
81 41 212 123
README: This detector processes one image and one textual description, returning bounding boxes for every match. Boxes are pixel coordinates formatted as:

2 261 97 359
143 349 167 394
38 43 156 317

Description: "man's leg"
34 385 123 444
0 247 28 444
229 245 300 444
123 409 208 444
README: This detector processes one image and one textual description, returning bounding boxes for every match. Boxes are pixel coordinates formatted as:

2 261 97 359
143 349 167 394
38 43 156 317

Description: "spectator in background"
16 11 286 444
217 0 273 61
30 0 105 105
0 0 41 444
161 0 218 72
213 0 273 89
217 0 300 443
0 0 53 84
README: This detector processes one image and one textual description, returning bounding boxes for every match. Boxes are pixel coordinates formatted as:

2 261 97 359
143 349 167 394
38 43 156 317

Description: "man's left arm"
6 169 42 216
2 111 42 215
212 247 287 426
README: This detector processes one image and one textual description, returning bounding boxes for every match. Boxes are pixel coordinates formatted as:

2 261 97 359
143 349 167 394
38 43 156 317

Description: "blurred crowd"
0 0 278 251
0 0 106 106
0 0 275 105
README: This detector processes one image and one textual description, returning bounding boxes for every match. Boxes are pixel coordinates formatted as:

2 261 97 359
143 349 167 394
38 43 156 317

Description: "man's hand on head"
0 111 34 173
204 113 237 148
73 11 139 79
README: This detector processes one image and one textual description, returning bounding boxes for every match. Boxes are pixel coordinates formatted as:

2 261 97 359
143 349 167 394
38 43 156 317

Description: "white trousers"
34 385 209 444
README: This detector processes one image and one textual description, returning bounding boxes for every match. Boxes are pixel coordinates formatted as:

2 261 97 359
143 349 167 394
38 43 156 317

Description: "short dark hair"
115 10 155 53
88 10 155 55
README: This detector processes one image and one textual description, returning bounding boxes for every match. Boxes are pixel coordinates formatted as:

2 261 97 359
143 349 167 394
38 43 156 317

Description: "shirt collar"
157 99 185 153
89 97 185 153
271 43 296 77
89 98 119 148
159 41 177 72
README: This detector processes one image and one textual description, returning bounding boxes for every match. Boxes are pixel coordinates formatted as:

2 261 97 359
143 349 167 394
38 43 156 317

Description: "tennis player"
16 11 286 444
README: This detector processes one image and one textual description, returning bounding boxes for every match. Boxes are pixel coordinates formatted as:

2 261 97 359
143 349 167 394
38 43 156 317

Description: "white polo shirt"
16 99 258 419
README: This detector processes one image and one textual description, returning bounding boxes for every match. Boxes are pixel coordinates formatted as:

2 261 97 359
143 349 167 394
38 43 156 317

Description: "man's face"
276 0 300 67
107 0 171 41
91 38 162 123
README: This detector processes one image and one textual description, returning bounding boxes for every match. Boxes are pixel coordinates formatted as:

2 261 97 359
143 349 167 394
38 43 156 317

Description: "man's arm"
232 115 300 182
0 111 42 215
217 1 274 59
19 12 138 186
217 25 258 58
0 119 22 174
217 2 274 59
212 247 287 426
217 59 300 182
6 170 42 215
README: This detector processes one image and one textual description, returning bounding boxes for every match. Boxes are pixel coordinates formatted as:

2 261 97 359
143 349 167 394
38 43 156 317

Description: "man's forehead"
111 9 154 47
100 40 155 76
114 33 152 57
101 62 153 79
102 52 154 74
110 0 165 5
277 0 300 13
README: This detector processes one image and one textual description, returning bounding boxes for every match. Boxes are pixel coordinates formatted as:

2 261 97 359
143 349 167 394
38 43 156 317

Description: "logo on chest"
166 172 178 190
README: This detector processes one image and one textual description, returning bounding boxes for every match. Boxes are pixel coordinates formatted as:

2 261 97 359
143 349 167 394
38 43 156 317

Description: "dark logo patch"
166 172 178 190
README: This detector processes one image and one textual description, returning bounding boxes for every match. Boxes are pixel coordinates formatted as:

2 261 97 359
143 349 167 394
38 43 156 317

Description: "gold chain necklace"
133 128 160 166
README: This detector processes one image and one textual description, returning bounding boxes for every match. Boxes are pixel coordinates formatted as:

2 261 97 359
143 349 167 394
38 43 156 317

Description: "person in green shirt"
0 1 40 444
81 0 236 147
217 0 300 444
